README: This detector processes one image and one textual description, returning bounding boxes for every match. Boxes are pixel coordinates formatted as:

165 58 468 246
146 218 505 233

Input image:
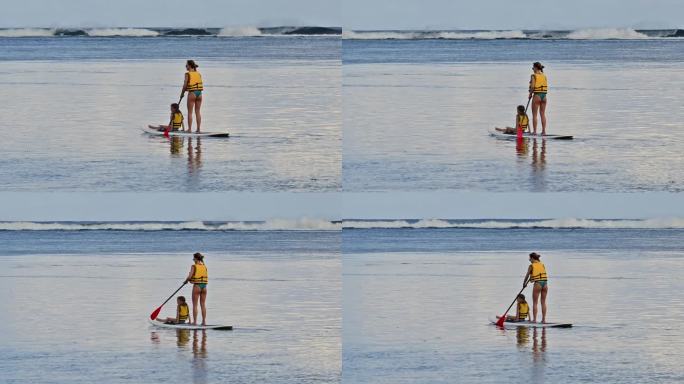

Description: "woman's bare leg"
531 96 540 135
532 283 541 322
186 93 196 132
194 96 202 133
199 288 207 325
191 284 200 324
540 285 548 323
540 98 548 135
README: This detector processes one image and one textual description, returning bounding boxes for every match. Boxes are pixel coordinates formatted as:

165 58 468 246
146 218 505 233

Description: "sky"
1 192 682 221
0 0 340 28
1 0 681 30
342 0 684 30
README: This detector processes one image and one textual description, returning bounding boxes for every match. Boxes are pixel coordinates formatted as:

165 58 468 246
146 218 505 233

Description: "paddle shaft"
157 281 186 310
498 276 531 324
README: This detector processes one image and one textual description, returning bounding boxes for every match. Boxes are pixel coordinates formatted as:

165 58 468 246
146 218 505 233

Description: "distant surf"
343 28 683 40
343 218 684 229
0 26 342 38
0 219 341 231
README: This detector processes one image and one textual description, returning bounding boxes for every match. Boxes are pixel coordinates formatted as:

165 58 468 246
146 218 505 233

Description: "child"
148 103 184 132
506 294 530 322
156 296 190 324
495 105 530 136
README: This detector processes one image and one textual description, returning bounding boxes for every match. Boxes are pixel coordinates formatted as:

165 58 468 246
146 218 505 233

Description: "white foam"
86 28 159 37
343 30 526 40
343 218 684 229
0 28 56 37
566 28 650 40
218 26 263 37
0 219 340 231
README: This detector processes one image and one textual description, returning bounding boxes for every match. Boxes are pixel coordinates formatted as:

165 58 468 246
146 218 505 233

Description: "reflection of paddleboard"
143 126 230 138
490 316 572 328
148 319 233 330
489 129 573 140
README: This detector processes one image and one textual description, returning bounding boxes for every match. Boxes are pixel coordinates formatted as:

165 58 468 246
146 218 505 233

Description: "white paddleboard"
490 316 572 328
489 129 573 140
143 126 230 138
149 319 233 330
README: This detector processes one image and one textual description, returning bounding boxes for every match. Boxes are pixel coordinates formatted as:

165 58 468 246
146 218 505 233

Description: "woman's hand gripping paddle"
150 281 187 320
495 277 530 327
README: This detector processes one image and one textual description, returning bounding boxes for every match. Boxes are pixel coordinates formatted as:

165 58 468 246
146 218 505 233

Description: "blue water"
0 229 340 383
343 39 684 192
343 227 684 383
343 39 684 64
0 36 340 61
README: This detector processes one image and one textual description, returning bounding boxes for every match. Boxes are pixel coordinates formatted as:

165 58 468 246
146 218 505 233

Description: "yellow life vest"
172 112 183 129
532 73 548 93
530 261 548 282
517 114 529 130
186 71 204 91
517 302 529 320
178 304 189 321
189 263 208 284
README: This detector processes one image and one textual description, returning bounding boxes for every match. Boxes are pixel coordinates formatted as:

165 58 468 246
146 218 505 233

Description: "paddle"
495 276 530 327
150 281 187 320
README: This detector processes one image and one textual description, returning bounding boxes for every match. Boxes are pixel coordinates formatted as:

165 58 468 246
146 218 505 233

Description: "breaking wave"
0 26 341 38
343 218 684 229
0 219 341 231
343 28 683 40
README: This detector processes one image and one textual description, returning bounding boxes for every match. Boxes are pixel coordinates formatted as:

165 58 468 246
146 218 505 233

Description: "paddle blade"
150 306 162 320
163 129 170 138
495 315 506 327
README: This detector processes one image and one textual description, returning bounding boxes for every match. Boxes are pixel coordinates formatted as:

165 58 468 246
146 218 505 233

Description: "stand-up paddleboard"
149 319 233 330
490 316 572 328
143 126 230 138
489 129 573 140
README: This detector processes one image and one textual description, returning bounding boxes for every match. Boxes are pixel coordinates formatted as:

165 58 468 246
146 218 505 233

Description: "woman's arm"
185 265 195 283
181 73 189 96
524 265 532 287
529 75 535 97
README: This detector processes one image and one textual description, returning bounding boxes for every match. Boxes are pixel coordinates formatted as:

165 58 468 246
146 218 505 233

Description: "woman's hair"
533 62 544 72
193 252 204 262
170 103 180 113
178 296 186 304
517 294 526 301
529 252 541 261
517 105 526 114
186 60 199 70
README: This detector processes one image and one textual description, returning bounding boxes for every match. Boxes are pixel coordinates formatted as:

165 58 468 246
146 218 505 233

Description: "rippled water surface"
0 230 340 383
343 228 684 383
343 40 684 192
0 37 340 191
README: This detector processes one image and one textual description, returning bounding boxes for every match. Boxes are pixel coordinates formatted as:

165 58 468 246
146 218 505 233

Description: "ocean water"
0 227 340 383
343 222 684 383
343 38 684 192
0 36 340 191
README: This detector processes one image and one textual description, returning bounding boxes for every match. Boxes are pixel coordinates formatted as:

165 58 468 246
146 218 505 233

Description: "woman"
523 252 548 323
185 252 208 325
180 60 203 133
528 62 548 135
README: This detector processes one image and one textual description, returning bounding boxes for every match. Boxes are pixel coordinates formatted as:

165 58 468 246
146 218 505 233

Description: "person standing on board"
185 252 208 325
180 60 203 133
528 62 548 135
523 252 548 323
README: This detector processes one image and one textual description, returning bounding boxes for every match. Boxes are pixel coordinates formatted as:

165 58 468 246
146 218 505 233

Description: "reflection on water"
166 137 204 182
187 138 203 176
151 330 209 384
515 138 547 191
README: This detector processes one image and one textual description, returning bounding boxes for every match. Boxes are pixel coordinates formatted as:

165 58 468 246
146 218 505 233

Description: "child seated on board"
506 294 530 322
148 103 184 132
156 296 190 324
495 105 529 136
